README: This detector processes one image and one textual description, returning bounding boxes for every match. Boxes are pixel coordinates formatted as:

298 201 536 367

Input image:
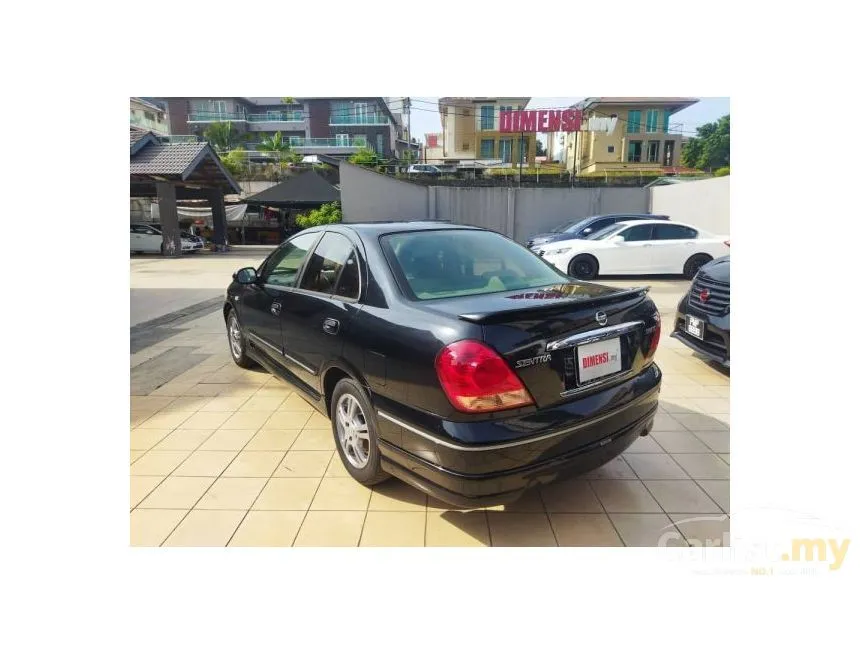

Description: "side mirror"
611 235 625 244
234 267 258 284
582 228 592 235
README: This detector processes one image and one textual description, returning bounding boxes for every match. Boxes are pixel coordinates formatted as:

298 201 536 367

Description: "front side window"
263 233 319 287
382 229 565 300
620 224 654 242
299 232 358 297
587 223 627 240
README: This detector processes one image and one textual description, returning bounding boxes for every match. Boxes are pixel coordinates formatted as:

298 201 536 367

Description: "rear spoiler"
458 287 650 324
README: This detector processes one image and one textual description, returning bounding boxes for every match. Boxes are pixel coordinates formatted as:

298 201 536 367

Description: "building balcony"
187 112 247 123
329 114 390 126
247 111 305 123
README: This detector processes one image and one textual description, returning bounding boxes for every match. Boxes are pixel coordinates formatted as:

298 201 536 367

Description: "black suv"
671 256 730 367
527 213 670 248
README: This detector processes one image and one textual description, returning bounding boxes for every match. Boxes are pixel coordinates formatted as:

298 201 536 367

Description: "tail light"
435 340 534 413
647 312 661 358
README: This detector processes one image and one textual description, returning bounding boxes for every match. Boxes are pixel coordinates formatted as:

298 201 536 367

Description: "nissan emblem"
595 311 608 326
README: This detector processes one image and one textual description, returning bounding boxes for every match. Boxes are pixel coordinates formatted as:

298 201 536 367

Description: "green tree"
349 148 379 166
681 115 730 171
296 202 342 228
281 97 295 105
535 138 546 157
257 131 300 162
203 121 244 152
220 149 248 178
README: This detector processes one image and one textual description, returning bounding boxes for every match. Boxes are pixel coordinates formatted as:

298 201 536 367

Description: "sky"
403 96 730 144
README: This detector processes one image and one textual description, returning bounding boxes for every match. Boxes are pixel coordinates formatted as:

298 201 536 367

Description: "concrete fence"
340 163 649 244
649 176 729 235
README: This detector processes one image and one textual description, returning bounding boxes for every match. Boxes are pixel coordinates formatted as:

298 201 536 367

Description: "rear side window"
299 232 359 298
620 224 654 242
382 229 564 300
263 233 319 287
652 224 698 240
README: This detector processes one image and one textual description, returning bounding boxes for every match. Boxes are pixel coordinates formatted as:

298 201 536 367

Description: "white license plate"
686 315 704 339
577 337 622 384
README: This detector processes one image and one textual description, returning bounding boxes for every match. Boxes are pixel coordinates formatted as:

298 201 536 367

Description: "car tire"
226 308 255 368
683 254 712 280
568 254 599 280
330 379 389 487
159 242 165 255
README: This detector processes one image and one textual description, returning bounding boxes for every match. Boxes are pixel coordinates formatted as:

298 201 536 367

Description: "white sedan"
130 223 201 254
533 220 729 280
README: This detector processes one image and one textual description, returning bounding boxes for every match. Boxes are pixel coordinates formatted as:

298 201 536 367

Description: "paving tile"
218 410 274 431
130 450 146 464
222 451 285 478
642 480 722 513
485 489 545 513
623 453 690 480
693 431 730 453
369 479 427 511
173 450 238 477
162 397 212 414
310 477 372 511
651 414 687 432
549 513 623 547
590 480 662 513
672 453 730 480
304 412 333 430
425 511 490 547
539 479 603 513
718 453 729 465
580 456 638 479
196 477 268 510
131 475 164 508
324 455 352 478
696 480 729 512
229 511 306 547
130 509 186 546
624 436 665 453
261 411 314 431
131 410 156 427
669 413 729 432
200 396 251 413
671 513 730 547
129 428 172 451
609 513 678 547
178 411 233 430
240 395 287 412
136 410 196 430
487 512 557 546
278 396 315 413
700 386 730 399
291 427 336 451
685 398 730 415
687 372 730 386
274 451 334 478
294 511 366 547
244 430 300 451
198 429 257 451
184 383 233 397
360 512 426 546
139 476 215 509
163 510 246 546
129 451 191 476
131 395 176 413
153 429 216 451
651 431 711 454
252 478 320 511
219 385 264 398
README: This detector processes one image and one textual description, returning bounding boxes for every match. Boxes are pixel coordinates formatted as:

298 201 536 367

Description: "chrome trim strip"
545 320 643 352
377 395 651 452
247 331 317 375
560 368 634 397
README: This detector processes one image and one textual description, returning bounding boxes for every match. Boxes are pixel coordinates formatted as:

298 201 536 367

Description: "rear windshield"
381 229 566 300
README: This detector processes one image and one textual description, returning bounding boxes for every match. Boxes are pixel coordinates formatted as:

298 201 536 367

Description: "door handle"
322 318 340 335
270 302 282 316
643 244 653 247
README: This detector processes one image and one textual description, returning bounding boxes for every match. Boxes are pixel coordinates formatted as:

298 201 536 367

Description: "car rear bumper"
374 363 661 508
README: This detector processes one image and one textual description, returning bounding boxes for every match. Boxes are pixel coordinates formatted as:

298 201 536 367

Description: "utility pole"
519 131 524 182
404 97 411 164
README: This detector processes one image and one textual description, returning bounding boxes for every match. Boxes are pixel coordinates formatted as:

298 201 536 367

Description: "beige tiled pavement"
130 281 729 547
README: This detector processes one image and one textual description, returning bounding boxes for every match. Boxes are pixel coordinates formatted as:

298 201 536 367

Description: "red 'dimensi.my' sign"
499 108 583 133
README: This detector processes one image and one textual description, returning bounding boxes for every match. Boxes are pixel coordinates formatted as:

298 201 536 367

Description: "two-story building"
562 97 699 175
130 98 170 135
438 97 537 168
159 97 400 159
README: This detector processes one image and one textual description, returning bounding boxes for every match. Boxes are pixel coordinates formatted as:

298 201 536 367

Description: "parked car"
223 222 662 507
526 213 670 248
149 223 206 250
533 220 729 280
130 223 202 254
670 256 730 368
407 164 442 175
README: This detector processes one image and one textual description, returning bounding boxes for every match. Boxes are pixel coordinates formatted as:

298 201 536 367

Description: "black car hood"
699 256 730 283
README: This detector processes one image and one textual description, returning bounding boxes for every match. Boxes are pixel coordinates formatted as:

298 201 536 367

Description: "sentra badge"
515 354 552 369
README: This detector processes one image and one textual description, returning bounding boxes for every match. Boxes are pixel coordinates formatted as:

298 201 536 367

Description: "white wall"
649 176 729 235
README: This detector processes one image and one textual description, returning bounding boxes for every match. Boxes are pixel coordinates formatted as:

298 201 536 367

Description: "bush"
349 148 379 166
296 202 342 229
220 149 248 178
714 166 730 177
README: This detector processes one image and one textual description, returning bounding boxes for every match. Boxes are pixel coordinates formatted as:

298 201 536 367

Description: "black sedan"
223 222 662 507
526 213 669 248
670 256 730 368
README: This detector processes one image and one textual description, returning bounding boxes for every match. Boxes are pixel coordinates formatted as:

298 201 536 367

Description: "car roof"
303 221 485 240
613 219 698 229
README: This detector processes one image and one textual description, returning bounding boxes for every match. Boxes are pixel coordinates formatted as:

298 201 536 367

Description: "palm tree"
203 122 244 152
257 131 293 162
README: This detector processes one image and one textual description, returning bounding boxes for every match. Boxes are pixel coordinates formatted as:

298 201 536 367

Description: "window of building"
462 142 470 151
647 141 660 163
627 141 642 162
480 139 495 159
336 133 349 146
499 139 512 162
608 145 615 153
646 109 659 133
376 134 385 156
663 111 671 134
289 136 302 146
627 110 641 133
480 105 494 130
210 100 227 114
299 232 358 298
519 139 528 163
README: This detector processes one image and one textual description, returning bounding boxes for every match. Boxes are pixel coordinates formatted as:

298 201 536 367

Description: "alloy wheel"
228 315 243 359
336 393 370 469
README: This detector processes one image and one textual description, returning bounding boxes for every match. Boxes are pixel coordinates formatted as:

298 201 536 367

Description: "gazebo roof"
243 170 340 206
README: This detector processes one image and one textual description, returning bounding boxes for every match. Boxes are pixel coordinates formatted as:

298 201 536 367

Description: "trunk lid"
424 282 659 409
